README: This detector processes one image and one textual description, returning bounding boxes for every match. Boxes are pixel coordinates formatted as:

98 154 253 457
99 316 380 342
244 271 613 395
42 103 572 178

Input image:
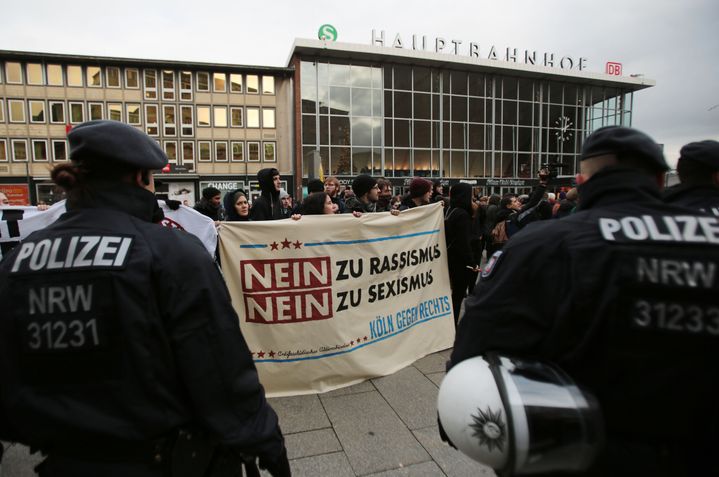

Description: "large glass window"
231 141 244 161
47 65 63 86
230 107 243 127
164 141 177 163
248 142 260 161
196 72 209 91
180 105 193 136
163 105 177 136
26 63 44 85
198 141 211 161
263 142 276 162
215 141 228 161
182 141 195 167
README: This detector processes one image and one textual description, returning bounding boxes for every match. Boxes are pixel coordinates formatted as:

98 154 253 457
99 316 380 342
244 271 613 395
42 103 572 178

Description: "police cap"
581 126 668 172
69 120 168 170
678 140 719 171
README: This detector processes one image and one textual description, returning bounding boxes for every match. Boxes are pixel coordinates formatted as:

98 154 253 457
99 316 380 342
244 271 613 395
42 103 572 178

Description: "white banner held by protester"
218 202 455 397
1 200 217 259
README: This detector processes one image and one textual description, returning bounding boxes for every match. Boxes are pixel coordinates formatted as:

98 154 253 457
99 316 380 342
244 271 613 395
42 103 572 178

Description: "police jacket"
0 184 283 461
663 183 719 217
451 168 719 459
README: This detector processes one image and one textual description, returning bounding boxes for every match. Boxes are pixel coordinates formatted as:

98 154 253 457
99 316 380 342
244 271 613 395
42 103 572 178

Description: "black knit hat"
202 187 221 199
678 140 719 171
352 174 377 198
69 120 167 169
581 126 668 172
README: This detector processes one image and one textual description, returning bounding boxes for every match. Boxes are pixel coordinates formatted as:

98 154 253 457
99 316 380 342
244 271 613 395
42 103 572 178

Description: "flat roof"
0 50 295 76
288 39 655 91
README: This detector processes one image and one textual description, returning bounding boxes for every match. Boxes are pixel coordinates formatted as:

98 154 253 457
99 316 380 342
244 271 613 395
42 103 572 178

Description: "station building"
1 36 654 204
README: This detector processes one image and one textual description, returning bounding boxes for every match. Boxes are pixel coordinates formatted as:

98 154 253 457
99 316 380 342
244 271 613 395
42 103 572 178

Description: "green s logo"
318 24 338 41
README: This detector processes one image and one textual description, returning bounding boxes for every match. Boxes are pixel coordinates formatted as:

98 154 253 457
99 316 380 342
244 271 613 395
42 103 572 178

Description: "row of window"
2 62 276 96
0 99 276 135
0 138 277 164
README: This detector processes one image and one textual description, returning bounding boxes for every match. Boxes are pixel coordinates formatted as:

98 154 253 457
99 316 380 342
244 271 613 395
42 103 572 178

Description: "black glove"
438 414 457 450
258 446 291 477
166 199 182 210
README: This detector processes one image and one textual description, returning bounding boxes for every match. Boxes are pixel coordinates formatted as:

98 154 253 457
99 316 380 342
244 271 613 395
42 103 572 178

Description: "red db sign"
606 62 622 76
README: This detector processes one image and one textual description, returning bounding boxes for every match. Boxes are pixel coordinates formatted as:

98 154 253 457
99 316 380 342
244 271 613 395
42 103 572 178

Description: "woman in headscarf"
223 189 251 221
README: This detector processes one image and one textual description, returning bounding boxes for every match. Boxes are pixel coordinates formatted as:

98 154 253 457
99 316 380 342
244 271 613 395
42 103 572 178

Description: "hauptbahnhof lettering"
0 36 653 203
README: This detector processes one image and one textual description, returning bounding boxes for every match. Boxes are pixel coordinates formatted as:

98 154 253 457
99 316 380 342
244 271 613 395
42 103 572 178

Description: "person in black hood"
250 168 283 221
444 183 480 325
194 186 224 223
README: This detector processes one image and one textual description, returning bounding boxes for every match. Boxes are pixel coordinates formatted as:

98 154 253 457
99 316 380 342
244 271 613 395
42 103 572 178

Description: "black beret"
69 120 168 169
678 140 719 171
352 174 377 198
581 126 668 172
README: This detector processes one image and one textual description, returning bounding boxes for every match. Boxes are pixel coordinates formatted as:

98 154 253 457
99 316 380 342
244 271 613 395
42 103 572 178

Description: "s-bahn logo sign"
371 29 588 71
318 24 338 41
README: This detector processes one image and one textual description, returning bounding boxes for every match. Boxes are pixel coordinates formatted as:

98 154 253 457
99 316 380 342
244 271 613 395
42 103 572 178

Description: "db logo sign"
605 62 622 76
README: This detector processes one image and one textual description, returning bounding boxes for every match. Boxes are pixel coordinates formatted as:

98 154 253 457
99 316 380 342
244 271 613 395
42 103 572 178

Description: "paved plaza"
1 348 494 477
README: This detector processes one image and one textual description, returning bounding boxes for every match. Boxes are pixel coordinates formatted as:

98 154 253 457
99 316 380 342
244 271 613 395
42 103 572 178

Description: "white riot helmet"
437 354 604 475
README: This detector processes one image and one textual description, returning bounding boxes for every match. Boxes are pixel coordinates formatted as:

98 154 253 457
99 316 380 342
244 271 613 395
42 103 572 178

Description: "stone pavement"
1 349 495 477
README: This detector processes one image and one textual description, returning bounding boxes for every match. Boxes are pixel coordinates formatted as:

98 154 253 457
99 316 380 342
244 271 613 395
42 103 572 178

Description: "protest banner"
218 202 455 397
1 200 217 259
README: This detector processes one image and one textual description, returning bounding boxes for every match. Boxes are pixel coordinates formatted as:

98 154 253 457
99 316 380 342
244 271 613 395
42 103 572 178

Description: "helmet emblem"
469 407 507 452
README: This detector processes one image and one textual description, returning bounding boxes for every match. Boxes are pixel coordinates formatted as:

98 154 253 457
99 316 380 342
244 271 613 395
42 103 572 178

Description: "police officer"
664 139 719 216
0 121 290 477
449 126 719 476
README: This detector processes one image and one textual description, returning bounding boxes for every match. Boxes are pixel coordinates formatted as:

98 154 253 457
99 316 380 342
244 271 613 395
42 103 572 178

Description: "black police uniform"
0 121 287 476
450 129 719 476
664 140 719 216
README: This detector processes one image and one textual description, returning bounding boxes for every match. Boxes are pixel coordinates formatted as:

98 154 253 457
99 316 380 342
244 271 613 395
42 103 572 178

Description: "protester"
663 139 719 215
344 175 379 213
194 186 224 223
0 120 290 477
431 180 444 203
376 178 393 212
399 178 432 210
223 188 251 221
250 168 283 221
444 183 480 325
447 126 719 476
324 176 345 213
300 192 336 215
279 190 293 218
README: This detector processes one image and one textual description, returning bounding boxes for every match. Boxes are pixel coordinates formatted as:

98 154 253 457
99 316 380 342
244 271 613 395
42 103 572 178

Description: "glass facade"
300 60 634 181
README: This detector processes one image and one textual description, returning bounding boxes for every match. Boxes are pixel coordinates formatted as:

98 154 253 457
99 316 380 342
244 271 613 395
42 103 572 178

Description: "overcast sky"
2 0 717 167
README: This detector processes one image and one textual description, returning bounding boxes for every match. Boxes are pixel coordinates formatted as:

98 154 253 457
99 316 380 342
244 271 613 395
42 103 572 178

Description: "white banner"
218 202 455 397
1 200 217 259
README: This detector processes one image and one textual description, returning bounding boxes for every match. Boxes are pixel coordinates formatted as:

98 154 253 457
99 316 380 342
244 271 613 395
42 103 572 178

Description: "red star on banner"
269 351 275 358
293 240 302 249
350 341 355 346
256 351 265 358
281 238 291 249
364 336 368 341
270 242 279 251
357 337 362 343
